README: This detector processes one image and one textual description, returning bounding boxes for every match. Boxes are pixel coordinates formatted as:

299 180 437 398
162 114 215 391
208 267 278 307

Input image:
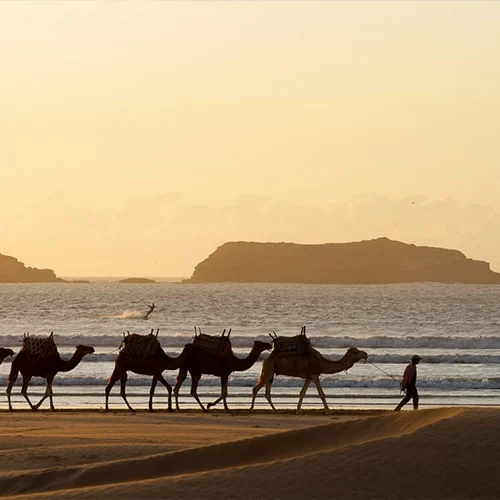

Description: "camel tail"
257 356 276 386
257 374 273 385
256 362 274 386
257 365 266 386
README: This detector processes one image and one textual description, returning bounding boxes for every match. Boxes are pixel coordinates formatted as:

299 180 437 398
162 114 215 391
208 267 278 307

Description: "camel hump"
271 330 311 357
21 334 58 359
192 332 232 357
121 332 161 357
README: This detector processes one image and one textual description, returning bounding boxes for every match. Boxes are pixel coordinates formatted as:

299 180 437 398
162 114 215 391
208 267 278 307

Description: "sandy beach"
0 407 499 499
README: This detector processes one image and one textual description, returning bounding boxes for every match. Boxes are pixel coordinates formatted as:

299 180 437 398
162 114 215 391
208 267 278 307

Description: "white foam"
2 333 500 350
102 310 145 319
2 374 500 390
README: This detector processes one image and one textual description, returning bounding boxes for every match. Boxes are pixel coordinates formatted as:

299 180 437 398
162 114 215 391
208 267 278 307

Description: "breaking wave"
102 310 146 320
2 334 500 350
2 351 500 365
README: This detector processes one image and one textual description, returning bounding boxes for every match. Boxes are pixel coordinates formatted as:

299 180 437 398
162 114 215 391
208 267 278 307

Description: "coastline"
1 407 499 499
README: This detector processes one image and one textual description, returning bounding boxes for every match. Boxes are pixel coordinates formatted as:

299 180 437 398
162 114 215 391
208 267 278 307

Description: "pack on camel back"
21 332 58 362
270 326 311 357
121 329 162 359
192 327 232 357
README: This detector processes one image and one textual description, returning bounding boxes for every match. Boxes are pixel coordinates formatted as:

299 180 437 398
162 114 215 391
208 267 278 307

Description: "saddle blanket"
192 333 232 356
272 335 311 357
22 335 58 358
122 333 161 357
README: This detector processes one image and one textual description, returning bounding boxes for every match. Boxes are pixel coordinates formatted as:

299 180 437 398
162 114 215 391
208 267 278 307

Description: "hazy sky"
1 2 499 276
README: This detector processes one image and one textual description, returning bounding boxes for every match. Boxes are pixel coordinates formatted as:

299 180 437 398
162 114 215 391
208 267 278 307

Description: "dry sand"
1 407 499 499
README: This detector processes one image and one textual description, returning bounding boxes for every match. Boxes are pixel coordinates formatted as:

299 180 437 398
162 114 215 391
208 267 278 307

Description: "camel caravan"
1 326 368 413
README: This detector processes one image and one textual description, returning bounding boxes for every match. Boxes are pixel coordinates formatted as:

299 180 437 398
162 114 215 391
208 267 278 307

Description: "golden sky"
1 2 499 276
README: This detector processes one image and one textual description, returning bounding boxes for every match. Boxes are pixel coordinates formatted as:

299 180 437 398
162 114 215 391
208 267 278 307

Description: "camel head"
253 340 272 354
0 347 14 360
346 347 368 363
75 345 95 357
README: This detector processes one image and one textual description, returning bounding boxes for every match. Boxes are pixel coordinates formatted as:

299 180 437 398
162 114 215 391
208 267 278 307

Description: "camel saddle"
121 331 161 358
192 327 232 357
21 333 58 360
271 326 311 357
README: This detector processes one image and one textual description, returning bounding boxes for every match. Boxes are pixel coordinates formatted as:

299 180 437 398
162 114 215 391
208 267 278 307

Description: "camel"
174 340 272 412
7 344 95 411
0 348 14 365
251 346 368 414
105 333 187 412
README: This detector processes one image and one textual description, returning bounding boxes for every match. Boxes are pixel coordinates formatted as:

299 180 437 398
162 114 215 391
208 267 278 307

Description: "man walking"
395 354 421 411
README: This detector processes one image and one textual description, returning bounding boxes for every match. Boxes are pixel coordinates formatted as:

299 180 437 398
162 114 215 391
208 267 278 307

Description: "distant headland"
183 238 500 285
118 278 157 284
0 253 91 283
0 253 62 283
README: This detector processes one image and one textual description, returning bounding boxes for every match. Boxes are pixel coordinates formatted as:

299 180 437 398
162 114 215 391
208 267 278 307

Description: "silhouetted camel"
251 346 368 413
174 340 272 412
105 337 187 412
0 348 14 365
7 344 95 411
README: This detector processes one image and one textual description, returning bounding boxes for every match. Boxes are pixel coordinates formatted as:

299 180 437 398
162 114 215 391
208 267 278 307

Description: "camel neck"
160 349 185 370
230 345 263 372
57 351 86 372
322 353 357 374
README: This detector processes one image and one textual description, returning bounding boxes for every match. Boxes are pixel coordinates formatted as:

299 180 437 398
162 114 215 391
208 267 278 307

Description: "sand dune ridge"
0 408 463 498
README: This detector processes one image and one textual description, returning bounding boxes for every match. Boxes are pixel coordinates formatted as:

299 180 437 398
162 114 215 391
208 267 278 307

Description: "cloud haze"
1 2 499 275
1 193 498 277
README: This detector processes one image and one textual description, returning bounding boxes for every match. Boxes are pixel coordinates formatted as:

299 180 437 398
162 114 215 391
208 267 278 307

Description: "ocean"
1 282 499 411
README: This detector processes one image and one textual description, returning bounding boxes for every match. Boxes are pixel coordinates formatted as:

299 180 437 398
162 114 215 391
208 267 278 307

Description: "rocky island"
0 253 62 283
118 278 157 284
184 238 500 284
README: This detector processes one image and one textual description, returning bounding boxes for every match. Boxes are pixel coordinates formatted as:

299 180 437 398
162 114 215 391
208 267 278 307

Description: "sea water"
1 282 499 410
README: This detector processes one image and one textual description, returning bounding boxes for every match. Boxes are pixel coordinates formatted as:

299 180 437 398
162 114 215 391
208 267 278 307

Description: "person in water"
144 302 155 320
394 354 421 411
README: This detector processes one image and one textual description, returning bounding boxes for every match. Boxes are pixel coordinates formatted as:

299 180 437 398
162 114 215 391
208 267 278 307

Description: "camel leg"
119 372 135 412
296 378 312 414
207 375 230 412
174 368 188 411
251 358 274 411
48 378 55 411
189 374 207 412
264 380 277 412
156 374 173 412
148 377 158 412
222 376 230 412
34 377 55 411
6 371 18 412
250 380 265 411
311 375 331 414
20 375 36 411
34 385 49 411
104 369 120 411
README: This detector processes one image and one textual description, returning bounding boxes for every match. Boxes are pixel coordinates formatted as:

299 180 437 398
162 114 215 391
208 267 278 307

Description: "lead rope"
366 360 404 393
